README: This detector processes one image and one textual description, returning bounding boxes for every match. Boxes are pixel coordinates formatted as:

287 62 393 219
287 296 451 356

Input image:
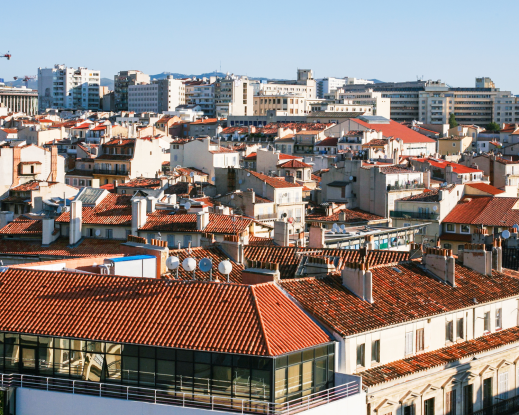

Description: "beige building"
258 69 316 100
214 74 253 118
254 94 306 116
437 136 473 155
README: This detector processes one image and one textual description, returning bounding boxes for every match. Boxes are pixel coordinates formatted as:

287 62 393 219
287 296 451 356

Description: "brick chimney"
242 260 280 285
341 261 373 303
303 256 336 277
308 223 325 248
50 145 58 182
274 220 289 247
69 200 83 246
472 228 490 245
219 234 244 264
462 243 492 276
423 247 456 286
12 146 21 186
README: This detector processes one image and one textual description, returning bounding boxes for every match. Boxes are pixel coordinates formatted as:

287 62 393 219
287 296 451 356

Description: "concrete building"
185 81 215 117
258 69 316 100
128 76 185 114
254 94 307 116
114 70 150 111
325 89 391 119
0 85 38 115
317 76 374 98
214 74 253 118
38 65 101 111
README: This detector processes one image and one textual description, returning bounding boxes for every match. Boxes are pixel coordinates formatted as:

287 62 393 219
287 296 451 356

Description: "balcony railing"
387 182 425 191
471 395 519 415
390 210 439 220
0 373 360 415
255 213 278 221
93 168 128 176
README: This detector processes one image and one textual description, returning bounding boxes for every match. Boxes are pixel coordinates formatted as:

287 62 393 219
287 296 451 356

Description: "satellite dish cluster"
166 254 233 282
331 223 347 234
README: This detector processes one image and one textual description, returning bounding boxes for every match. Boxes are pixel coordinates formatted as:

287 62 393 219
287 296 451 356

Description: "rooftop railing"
0 373 359 415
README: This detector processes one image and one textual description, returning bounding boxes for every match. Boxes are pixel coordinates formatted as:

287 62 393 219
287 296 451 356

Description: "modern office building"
128 76 185 114
37 65 101 112
185 81 215 117
316 77 374 98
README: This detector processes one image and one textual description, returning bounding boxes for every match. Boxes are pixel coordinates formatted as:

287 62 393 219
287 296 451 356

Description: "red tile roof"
176 167 209 176
247 171 303 188
0 269 330 356
361 327 519 387
11 180 56 192
413 158 483 174
278 153 302 160
244 152 257 160
353 119 436 143
443 197 519 226
0 218 42 235
316 137 339 147
465 182 504 195
306 208 385 223
71 123 91 130
278 160 312 169
118 178 161 189
0 128 18 134
248 236 275 247
280 262 519 336
191 118 218 125
0 238 123 258
56 194 132 226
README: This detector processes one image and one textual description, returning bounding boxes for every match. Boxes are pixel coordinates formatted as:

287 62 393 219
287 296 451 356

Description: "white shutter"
405 332 413 355
499 372 509 400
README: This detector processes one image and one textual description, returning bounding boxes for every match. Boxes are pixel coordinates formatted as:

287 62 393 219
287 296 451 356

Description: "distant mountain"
101 78 114 89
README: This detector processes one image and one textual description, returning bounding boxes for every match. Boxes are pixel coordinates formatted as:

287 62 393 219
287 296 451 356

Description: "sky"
2 0 519 92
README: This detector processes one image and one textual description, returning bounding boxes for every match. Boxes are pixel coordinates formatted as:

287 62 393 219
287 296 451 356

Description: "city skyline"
2 0 519 92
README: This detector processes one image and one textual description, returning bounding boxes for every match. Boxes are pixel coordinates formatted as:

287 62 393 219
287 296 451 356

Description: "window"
416 329 424 352
499 372 509 401
457 318 464 339
460 225 470 233
446 390 456 415
446 224 455 232
424 397 435 415
356 343 365 367
371 340 380 363
446 321 454 342
444 243 452 249
483 377 492 408
105 229 113 239
405 332 413 355
496 308 502 329
341 186 346 198
463 384 473 415
484 312 490 332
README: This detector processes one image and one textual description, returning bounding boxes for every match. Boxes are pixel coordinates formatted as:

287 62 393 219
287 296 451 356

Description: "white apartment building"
493 90 519 124
317 76 374 98
325 89 391 119
258 69 317 100
128 76 185 114
185 81 215 117
38 64 101 111
214 74 253 118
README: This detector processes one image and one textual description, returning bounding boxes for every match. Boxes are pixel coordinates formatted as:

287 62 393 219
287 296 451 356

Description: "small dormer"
19 161 42 176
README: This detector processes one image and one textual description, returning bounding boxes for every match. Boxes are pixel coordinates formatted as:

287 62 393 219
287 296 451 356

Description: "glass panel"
39 346 53 375
53 349 70 377
70 339 85 351
315 358 326 386
5 334 19 371
194 351 210 364
20 335 38 347
139 357 155 386
156 348 175 361
212 365 232 396
21 348 36 370
233 355 250 368
315 345 327 358
234 367 250 398
288 352 301 366
252 357 272 370
106 354 121 382
302 361 313 395
212 353 231 366
328 355 334 384
275 368 287 400
252 369 270 401
156 360 175 389
69 349 85 379
302 349 313 362
0 333 4 369
177 350 193 362
287 365 301 394
121 344 138 357
86 341 104 353
106 343 122 355
139 346 155 359
194 363 211 394
39 336 53 348
83 353 105 382
275 356 287 369
122 356 138 385
176 361 193 392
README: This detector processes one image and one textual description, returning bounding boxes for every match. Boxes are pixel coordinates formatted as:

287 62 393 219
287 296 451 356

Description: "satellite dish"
238 179 243 184
340 224 346 230
333 223 339 230
166 256 179 270
342 228 347 234
247 172 251 176
182 257 196 272
513 224 519 230
218 260 232 275
57 206 63 213
212 177 215 182
95 229 101 236
282 212 287 218
184 202 191 210
190 172 195 177
231 195 234 199
433 206 438 211
502 230 510 239
349 176 353 181
443 182 448 187
199 258 212 272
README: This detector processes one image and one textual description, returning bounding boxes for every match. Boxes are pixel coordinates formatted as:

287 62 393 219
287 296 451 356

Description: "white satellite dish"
190 172 195 177
218 260 233 282
95 229 101 236
443 182 448 187
349 176 353 181
199 257 212 272
166 256 179 270
340 224 346 230
182 257 196 272
184 202 191 210
247 172 251 176
433 206 438 211
502 230 510 239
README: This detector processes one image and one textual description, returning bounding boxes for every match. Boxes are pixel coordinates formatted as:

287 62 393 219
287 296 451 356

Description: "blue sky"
2 0 518 92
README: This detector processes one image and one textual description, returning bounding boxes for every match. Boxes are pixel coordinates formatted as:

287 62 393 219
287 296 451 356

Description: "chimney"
471 228 490 245
492 238 502 273
50 145 58 182
462 243 492 276
69 200 83 246
364 234 374 250
338 211 346 222
244 188 255 205
409 243 423 260
308 223 325 248
196 211 209 230
219 234 244 264
341 261 373 303
423 247 456 286
12 146 21 186
42 217 59 245
303 256 336 277
273 220 289 247
424 170 431 189
242 260 280 285
146 196 157 213
131 198 147 235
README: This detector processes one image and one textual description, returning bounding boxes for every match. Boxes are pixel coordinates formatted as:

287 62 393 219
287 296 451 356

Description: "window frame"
356 343 365 368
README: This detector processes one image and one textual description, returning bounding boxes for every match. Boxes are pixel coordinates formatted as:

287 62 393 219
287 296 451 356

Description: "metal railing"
471 395 519 415
255 213 278 221
0 373 359 414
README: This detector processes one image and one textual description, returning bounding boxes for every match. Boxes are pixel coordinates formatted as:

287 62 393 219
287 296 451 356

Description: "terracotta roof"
280 262 519 336
71 123 91 130
443 197 519 226
164 182 192 196
103 138 135 147
398 185 455 202
306 208 385 223
177 167 209 176
11 180 56 192
0 128 17 134
248 236 275 247
316 137 339 147
0 238 123 258
413 158 483 174
140 212 253 234
495 156 519 165
278 160 312 169
439 233 472 242
244 152 257 160
0 269 330 356
191 118 218 125
244 246 409 279
0 218 42 235
118 178 161 189
247 171 303 188
361 327 519 387
353 118 436 143
56 194 132 226
278 153 302 160
365 139 387 147
465 182 504 195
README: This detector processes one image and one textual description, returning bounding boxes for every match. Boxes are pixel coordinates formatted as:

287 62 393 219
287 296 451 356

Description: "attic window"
392 267 402 273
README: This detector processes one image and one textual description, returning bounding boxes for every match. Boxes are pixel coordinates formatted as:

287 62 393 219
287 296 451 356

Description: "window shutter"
405 332 413 355
499 372 509 400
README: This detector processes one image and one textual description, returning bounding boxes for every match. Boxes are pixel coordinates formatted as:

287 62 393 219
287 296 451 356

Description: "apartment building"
128 76 185 114
185 81 215 117
317 76 374 98
258 69 316 100
0 85 38 115
114 70 150 111
214 74 253 118
38 64 101 111
325 89 391 119
254 94 306 116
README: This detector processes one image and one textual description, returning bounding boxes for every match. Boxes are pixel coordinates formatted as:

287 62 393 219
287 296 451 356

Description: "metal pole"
183 393 185 407
127 386 129 400
73 380 75 394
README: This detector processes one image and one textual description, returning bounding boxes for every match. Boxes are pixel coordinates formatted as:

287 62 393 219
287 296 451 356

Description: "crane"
13 75 36 88
1 52 11 60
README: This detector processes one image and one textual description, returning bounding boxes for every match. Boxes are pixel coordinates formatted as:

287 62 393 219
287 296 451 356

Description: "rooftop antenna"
199 257 213 281
218 260 233 283
182 257 197 279
166 256 180 279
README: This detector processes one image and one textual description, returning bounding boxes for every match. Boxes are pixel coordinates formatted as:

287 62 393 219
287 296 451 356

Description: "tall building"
214 74 253 118
185 81 215 117
0 85 38 115
128 76 185 113
114 70 150 111
37 64 101 112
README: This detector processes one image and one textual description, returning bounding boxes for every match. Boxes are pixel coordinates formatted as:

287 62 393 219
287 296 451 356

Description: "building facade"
0 86 38 116
114 70 150 112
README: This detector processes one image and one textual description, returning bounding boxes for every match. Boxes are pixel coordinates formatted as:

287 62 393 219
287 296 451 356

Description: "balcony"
255 213 278 221
390 210 439 220
93 167 128 176
387 182 425 191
